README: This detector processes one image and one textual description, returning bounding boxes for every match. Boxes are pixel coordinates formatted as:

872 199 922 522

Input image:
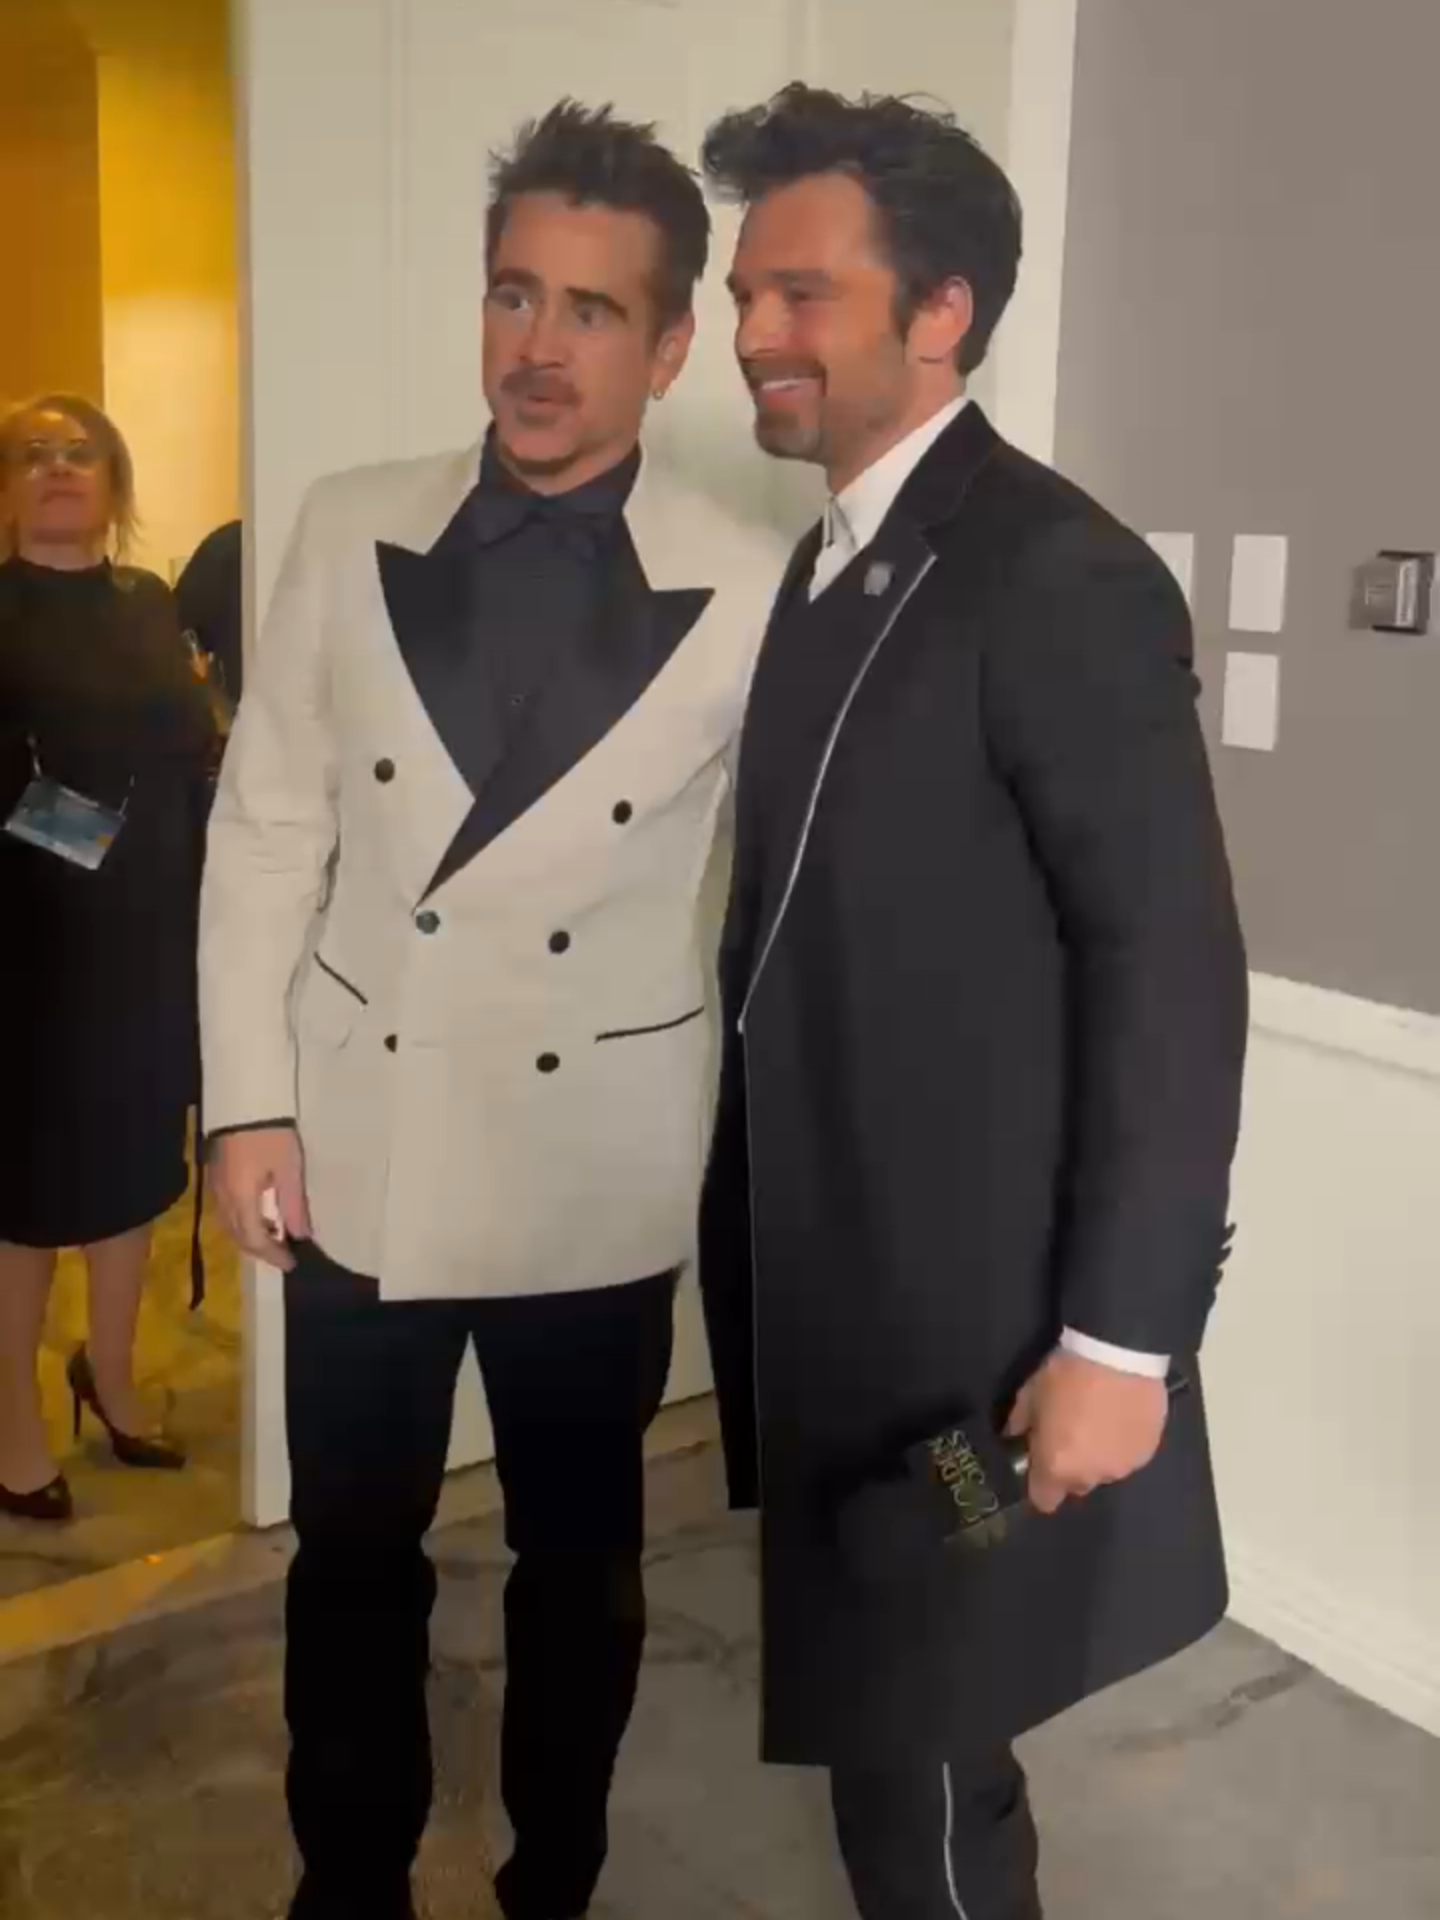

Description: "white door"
236 0 1023 1526
236 0 794 1523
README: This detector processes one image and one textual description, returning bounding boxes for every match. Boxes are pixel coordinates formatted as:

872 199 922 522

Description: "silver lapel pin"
864 560 895 598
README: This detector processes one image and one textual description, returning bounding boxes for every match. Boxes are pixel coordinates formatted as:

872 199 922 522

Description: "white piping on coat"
737 550 939 1033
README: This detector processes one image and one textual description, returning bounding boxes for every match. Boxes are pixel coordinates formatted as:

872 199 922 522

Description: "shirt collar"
822 396 970 560
462 433 642 553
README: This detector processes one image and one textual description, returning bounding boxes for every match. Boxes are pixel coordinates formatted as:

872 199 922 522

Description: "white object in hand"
258 1185 284 1239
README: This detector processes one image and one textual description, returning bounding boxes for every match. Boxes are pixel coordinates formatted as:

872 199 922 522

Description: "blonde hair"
0 393 140 561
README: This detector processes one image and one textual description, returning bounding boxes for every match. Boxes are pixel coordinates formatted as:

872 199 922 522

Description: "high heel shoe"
68 1348 187 1471
0 1474 73 1522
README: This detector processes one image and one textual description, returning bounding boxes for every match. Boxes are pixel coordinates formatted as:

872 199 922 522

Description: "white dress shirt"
809 397 970 602
807 396 1169 1382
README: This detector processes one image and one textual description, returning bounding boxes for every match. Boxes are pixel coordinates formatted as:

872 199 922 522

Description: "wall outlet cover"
1230 534 1289 634
1223 651 1280 752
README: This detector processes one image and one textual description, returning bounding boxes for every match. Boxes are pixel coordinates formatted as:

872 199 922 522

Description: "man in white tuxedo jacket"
200 103 781 1920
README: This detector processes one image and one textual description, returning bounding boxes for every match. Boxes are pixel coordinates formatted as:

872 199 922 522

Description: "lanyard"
26 735 134 817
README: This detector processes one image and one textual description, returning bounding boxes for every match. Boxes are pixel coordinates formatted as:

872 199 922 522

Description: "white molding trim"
1249 971 1440 1081
784 0 823 80
1227 1533 1440 1740
992 0 1078 462
383 0 410 459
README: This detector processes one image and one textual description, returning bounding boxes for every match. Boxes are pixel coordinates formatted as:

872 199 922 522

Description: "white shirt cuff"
1060 1329 1171 1378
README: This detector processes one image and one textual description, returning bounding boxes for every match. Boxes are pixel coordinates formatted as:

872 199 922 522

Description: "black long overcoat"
699 405 1248 1769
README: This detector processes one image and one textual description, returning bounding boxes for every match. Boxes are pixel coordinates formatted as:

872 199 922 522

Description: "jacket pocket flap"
595 1007 706 1043
298 961 362 1048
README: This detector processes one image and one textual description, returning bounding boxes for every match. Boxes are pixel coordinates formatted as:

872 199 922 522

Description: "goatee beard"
753 417 825 465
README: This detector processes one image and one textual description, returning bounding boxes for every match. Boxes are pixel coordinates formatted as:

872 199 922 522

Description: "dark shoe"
288 1870 416 1918
68 1347 187 1471
0 1474 74 1522
494 1854 593 1920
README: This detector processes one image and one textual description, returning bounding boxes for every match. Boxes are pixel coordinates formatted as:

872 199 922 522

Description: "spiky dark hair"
488 99 711 329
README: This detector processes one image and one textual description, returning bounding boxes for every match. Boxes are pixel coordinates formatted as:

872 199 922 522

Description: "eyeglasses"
17 440 103 475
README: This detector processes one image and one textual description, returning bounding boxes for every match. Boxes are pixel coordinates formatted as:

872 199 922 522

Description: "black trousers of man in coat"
833 1751 1041 1920
282 1241 675 1920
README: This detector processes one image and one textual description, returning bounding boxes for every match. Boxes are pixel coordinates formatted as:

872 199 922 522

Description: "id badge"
3 775 127 871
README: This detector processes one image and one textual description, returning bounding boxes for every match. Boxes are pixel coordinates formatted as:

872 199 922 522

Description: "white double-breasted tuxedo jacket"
199 442 785 1299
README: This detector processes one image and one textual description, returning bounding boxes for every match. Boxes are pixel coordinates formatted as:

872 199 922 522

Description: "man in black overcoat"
698 85 1249 1920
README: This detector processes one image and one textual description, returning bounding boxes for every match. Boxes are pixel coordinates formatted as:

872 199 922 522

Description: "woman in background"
0 395 216 1518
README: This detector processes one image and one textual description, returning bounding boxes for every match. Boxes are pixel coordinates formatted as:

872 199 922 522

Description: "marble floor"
1 1438 1438 1920
0 1178 242 1602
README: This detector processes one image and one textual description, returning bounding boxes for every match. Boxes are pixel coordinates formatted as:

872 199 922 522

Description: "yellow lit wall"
2 1 238 576
84 0 238 579
0 7 104 406
93 42 240 577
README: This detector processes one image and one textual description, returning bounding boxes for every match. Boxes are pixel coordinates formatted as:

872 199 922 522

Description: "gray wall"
1053 0 1440 1014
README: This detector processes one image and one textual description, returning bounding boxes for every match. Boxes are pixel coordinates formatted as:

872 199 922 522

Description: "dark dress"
0 557 216 1249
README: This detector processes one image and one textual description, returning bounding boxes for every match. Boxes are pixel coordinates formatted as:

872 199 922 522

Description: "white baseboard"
1226 1533 1440 1740
1249 971 1440 1080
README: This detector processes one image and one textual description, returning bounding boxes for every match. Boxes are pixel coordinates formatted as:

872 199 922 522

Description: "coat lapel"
376 530 509 803
768 521 825 632
738 405 1003 1022
428 526 711 893
424 453 713 896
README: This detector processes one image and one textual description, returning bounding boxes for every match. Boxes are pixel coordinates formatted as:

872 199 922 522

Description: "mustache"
742 359 825 390
503 370 580 406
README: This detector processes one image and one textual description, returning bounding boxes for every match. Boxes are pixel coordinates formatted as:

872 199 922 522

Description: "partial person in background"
698 87 1248 1920
176 516 243 707
0 395 212 1521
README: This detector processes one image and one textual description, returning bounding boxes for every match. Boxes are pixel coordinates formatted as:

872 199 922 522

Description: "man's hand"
208 1126 312 1270
1004 1350 1169 1515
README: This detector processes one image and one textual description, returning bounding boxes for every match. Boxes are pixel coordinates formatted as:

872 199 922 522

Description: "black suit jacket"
699 403 1248 1769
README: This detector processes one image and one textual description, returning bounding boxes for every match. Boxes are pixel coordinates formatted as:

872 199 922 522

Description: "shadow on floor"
1 1443 1438 1920
0 1178 242 1601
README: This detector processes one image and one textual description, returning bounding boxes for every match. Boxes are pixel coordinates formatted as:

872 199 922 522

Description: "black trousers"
283 1242 676 1920
832 1749 1042 1920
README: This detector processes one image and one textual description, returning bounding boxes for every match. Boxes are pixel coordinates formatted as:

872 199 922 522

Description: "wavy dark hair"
487 100 711 332
702 84 1022 373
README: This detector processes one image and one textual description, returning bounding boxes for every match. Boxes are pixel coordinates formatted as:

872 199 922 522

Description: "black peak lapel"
376 535 508 800
891 401 1003 536
771 523 826 629
426 521 713 896
818 404 1003 637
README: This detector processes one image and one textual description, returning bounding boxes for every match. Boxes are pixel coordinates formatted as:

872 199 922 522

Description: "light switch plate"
1222 651 1280 751
1229 534 1288 633
1351 551 1435 634
1145 531 1195 608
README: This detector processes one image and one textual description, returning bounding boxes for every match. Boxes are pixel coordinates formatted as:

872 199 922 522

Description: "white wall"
989 0 1076 460
1212 982 1440 1738
234 0 1019 1525
236 0 1440 1758
236 3 1440 1761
